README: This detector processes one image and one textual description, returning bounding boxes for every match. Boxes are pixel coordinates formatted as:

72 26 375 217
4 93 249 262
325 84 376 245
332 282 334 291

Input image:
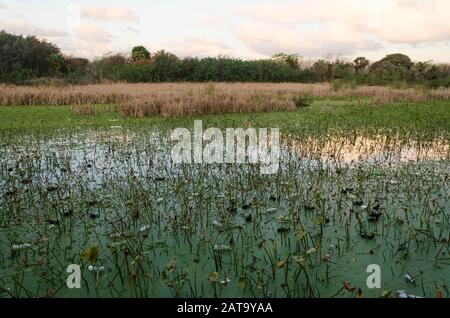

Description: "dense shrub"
1 31 450 87
0 31 62 83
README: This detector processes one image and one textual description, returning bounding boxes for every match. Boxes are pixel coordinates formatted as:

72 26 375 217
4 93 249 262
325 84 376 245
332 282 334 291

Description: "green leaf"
238 276 247 289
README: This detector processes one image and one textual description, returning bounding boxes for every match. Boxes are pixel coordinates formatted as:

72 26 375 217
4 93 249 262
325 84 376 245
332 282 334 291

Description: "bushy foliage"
1 32 449 87
131 46 150 63
272 53 302 69
0 30 62 82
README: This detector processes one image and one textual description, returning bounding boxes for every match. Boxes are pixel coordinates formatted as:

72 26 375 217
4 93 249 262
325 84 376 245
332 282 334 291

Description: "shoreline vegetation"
1 31 450 88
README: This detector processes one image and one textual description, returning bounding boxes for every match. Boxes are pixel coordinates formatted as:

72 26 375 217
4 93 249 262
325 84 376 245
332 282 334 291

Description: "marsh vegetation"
0 85 449 298
1 83 450 118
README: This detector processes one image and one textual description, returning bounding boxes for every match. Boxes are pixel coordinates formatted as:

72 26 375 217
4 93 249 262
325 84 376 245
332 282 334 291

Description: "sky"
1 0 450 63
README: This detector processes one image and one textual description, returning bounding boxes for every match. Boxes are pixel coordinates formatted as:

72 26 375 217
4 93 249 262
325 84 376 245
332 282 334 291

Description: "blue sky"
1 0 450 63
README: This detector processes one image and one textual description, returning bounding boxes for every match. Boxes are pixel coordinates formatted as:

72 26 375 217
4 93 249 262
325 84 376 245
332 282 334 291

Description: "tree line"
1 30 449 87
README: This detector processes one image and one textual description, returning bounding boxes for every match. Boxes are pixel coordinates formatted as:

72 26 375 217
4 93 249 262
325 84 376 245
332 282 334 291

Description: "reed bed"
1 83 449 117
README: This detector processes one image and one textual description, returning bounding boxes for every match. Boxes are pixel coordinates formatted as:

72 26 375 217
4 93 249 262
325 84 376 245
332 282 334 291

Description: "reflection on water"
284 134 449 165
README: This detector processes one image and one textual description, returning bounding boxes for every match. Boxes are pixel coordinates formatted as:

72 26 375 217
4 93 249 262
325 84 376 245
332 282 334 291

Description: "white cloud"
180 38 234 57
58 37 117 59
235 0 450 57
233 20 381 57
81 4 139 22
0 19 67 38
2 0 449 61
73 22 111 43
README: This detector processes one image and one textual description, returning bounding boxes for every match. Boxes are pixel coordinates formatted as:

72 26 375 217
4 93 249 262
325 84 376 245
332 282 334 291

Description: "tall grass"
1 83 449 117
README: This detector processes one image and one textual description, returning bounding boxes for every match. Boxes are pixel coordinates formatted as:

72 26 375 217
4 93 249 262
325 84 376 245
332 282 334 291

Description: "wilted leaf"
277 261 285 269
356 289 364 298
209 272 219 283
166 260 176 272
81 245 99 264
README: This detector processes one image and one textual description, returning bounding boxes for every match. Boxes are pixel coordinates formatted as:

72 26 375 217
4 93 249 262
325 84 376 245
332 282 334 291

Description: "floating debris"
47 186 58 192
89 213 100 220
227 206 237 214
405 274 415 285
397 290 423 299
277 227 290 234
87 200 98 207
63 210 74 217
242 203 252 210
368 211 382 223
220 277 232 286
341 188 354 195
47 219 59 226
360 233 376 240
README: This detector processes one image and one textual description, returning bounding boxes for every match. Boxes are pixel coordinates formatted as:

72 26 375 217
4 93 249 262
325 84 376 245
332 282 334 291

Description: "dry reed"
1 83 449 117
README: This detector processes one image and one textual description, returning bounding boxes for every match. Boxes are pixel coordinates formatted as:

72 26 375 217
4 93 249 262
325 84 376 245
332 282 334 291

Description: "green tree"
131 46 150 63
332 61 354 80
353 57 369 73
151 50 180 81
0 30 61 82
66 57 89 72
312 59 331 82
50 53 70 74
380 53 413 69
369 54 414 84
272 53 302 69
